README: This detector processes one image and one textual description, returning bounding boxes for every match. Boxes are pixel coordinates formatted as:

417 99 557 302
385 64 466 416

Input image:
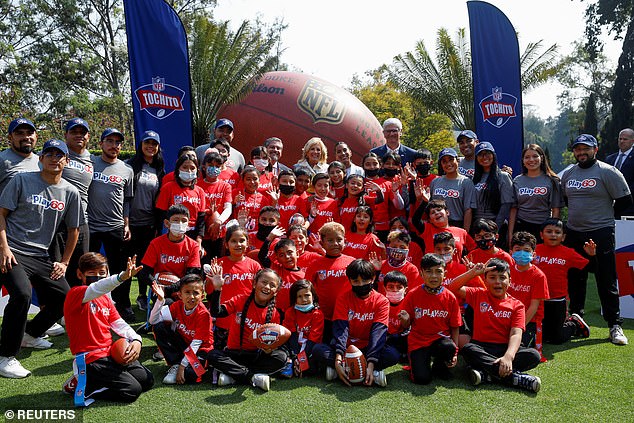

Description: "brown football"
344 344 367 384
155 272 180 287
110 338 129 365
250 323 292 350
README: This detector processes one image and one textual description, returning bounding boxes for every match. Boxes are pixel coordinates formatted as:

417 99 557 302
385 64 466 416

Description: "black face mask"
365 168 380 177
476 238 496 251
384 168 399 178
256 224 275 240
416 163 431 176
278 184 295 195
85 275 105 285
352 283 374 298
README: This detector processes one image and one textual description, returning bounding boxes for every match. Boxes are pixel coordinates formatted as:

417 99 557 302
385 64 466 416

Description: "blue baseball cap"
457 130 477 141
8 118 36 134
141 130 160 144
101 128 124 141
42 139 69 155
65 118 90 132
572 134 598 148
438 148 458 159
214 118 234 130
475 141 496 155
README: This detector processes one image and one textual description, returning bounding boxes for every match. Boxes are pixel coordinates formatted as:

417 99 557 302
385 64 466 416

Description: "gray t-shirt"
0 172 81 257
429 175 476 221
87 156 134 232
512 174 564 224
473 171 513 221
195 143 245 173
561 161 631 231
126 161 160 226
62 149 93 221
0 149 40 194
458 158 475 179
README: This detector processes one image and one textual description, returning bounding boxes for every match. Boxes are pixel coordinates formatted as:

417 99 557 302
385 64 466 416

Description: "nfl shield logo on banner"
479 86 518 128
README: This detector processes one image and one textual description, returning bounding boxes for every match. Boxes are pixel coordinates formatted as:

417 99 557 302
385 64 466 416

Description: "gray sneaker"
162 364 179 384
609 325 628 345
218 372 236 386
325 366 337 381
0 356 31 378
251 374 270 392
21 333 53 349
373 370 387 387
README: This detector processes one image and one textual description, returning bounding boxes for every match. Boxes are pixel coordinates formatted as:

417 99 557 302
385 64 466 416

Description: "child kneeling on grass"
448 258 542 393
399 254 462 385
63 253 153 405
150 274 213 385
206 267 288 392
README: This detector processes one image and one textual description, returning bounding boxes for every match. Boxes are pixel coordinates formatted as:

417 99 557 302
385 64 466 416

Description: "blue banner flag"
467 1 523 171
124 0 193 172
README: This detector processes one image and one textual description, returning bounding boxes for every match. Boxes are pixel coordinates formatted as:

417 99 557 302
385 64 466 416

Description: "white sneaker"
373 370 387 387
610 325 628 345
325 366 337 381
0 356 31 378
218 372 236 386
21 333 53 349
45 323 66 337
162 364 179 384
251 374 270 392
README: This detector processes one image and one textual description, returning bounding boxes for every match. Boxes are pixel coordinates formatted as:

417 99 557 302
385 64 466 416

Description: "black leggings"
409 337 457 385
85 357 153 403
206 348 288 384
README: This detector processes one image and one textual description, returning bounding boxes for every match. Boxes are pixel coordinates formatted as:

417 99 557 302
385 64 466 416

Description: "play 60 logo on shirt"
93 172 123 184
28 195 65 211
566 179 597 189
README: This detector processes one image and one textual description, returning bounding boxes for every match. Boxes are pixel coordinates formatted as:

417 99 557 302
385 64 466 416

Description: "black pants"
0 252 69 357
153 322 208 383
461 341 540 379
312 342 400 371
85 357 153 403
564 226 622 326
122 224 156 297
409 337 457 385
287 333 319 374
90 229 128 310
207 348 288 384
521 322 537 348
49 223 90 287
543 297 577 344
513 219 543 245
386 333 408 356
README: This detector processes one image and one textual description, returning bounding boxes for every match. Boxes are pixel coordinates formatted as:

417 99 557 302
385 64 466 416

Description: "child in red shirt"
282 279 324 376
535 218 594 344
467 219 514 267
383 271 409 361
233 166 272 234
308 173 340 234
390 216 424 267
338 173 383 231
247 206 281 259
272 170 309 230
449 258 542 393
258 238 306 315
293 167 311 199
313 259 400 387
150 274 213 384
327 161 346 200
63 254 153 404
373 231 424 295
399 254 462 384
207 267 288 392
343 205 385 260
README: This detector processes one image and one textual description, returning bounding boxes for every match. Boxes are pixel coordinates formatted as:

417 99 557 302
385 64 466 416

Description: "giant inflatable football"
217 71 384 164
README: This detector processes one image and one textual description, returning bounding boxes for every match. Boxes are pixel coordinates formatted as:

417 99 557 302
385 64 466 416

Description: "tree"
189 16 284 145
388 28 561 130
583 93 599 137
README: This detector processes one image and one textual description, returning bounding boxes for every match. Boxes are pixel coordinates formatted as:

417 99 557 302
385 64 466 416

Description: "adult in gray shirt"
0 118 40 194
457 130 478 179
561 134 632 346
195 118 245 173
87 128 135 321
0 139 81 378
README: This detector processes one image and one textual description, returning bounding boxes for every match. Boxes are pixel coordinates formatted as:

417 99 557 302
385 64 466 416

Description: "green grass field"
1 278 633 422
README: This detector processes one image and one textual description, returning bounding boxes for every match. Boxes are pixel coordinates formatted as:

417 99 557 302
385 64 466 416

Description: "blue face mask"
512 250 533 266
294 303 315 313
206 166 221 177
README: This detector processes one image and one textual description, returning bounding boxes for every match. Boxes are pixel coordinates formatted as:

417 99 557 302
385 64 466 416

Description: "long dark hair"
339 173 367 207
239 268 279 348
127 139 165 188
350 205 374 233
174 154 198 188
289 279 319 308
473 151 501 214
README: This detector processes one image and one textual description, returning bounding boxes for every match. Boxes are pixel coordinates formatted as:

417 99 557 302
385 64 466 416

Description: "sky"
213 0 622 119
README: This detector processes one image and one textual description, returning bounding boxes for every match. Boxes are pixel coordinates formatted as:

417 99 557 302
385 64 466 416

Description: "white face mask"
385 290 405 304
441 253 453 264
253 158 269 171
179 170 197 182
170 222 188 235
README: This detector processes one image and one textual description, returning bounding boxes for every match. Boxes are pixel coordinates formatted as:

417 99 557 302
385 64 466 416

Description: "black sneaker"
468 367 484 386
512 372 541 393
569 313 590 338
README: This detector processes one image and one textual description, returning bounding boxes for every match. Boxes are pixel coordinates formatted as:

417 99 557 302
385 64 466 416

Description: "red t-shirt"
534 244 589 299
156 181 207 231
168 301 213 353
378 260 423 295
64 286 121 364
142 234 201 275
305 254 356 320
197 179 232 221
277 194 309 230
443 260 484 307
223 294 281 351
422 224 475 257
366 178 394 231
465 287 525 344
401 286 462 351
387 300 406 335
406 241 424 268
508 264 549 323
218 168 241 194
329 185 345 200
343 232 384 260
282 307 325 343
270 262 306 313
409 174 438 225
233 192 272 234
339 195 378 232
467 248 514 267
210 256 262 330
332 290 389 349
162 171 175 186
308 196 340 234
297 250 323 274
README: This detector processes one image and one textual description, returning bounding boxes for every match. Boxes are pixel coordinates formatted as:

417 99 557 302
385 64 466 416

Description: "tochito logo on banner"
134 76 185 120
479 86 517 128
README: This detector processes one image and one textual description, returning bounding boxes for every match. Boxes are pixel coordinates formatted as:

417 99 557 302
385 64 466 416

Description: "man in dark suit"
370 118 418 167
606 128 634 217
264 137 291 176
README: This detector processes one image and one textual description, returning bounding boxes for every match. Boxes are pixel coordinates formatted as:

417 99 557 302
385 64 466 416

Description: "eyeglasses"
43 152 66 160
